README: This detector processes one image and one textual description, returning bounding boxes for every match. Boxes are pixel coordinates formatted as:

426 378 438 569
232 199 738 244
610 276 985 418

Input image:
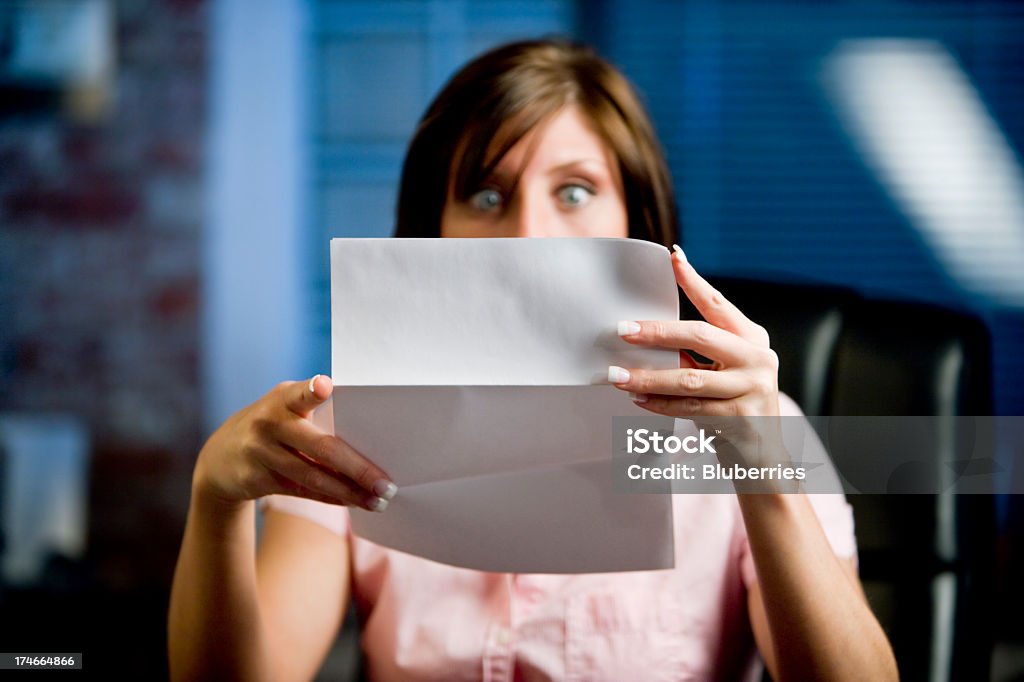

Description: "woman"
169 40 897 681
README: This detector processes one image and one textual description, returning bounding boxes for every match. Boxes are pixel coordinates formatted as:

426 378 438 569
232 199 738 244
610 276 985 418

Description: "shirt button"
496 627 512 646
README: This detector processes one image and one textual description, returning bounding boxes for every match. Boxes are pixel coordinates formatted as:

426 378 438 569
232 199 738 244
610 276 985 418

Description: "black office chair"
829 299 996 682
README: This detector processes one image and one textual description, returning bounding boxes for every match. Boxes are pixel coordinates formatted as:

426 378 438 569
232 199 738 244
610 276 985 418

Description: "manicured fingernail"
672 244 687 264
608 366 631 384
617 320 641 336
368 496 389 513
308 375 320 394
373 479 398 501
629 392 649 403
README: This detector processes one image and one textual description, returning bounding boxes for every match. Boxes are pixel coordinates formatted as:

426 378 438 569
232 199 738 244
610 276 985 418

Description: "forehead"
488 105 616 170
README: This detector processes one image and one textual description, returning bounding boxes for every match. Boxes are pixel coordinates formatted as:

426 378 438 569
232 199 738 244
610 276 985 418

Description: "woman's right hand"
192 374 397 512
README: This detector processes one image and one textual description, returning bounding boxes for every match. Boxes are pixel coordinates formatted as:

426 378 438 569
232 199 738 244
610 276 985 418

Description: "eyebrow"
487 158 611 182
546 159 611 175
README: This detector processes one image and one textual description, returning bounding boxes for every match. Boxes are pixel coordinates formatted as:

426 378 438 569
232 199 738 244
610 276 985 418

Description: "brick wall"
0 0 207 591
0 0 204 450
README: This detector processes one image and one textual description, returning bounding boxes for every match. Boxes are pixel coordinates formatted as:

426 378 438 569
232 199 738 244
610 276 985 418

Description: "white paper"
330 238 680 573
331 238 678 386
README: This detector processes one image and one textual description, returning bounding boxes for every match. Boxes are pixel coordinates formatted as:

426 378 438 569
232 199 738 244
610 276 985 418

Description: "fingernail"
672 244 687 264
629 392 649 403
308 374 320 394
373 479 398 501
368 496 389 513
607 366 631 384
617 320 641 336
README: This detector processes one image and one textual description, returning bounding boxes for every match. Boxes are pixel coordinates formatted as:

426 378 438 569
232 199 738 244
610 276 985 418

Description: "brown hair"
394 38 679 247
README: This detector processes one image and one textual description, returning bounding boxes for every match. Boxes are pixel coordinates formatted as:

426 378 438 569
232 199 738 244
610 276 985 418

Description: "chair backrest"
702 276 996 682
828 298 995 682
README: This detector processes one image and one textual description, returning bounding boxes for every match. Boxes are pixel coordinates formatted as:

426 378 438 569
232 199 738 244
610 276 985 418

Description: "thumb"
284 374 334 417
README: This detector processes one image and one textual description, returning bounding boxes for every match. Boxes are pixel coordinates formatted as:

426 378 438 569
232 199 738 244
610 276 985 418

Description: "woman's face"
440 106 629 239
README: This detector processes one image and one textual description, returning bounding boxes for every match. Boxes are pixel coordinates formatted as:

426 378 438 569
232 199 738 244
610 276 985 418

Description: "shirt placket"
482 574 556 682
482 574 515 682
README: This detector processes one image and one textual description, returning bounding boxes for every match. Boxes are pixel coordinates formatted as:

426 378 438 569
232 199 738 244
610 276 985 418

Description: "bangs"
450 94 570 202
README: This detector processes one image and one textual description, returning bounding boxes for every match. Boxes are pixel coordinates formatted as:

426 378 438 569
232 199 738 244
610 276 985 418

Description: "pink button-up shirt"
265 492 854 682
262 398 857 681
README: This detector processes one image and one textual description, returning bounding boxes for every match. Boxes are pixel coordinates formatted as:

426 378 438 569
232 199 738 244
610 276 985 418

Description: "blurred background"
0 0 1021 678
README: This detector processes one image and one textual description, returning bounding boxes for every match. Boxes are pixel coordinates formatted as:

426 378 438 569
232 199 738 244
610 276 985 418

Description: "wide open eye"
556 183 595 208
468 188 504 213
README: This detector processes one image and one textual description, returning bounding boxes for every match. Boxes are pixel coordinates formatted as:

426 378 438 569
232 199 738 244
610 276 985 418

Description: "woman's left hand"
609 246 781 420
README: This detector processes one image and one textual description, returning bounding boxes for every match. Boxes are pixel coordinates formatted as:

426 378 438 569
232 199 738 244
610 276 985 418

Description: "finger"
619 319 750 366
272 416 398 500
633 394 741 418
264 446 389 511
670 246 767 345
610 367 751 399
282 374 334 417
265 468 369 508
